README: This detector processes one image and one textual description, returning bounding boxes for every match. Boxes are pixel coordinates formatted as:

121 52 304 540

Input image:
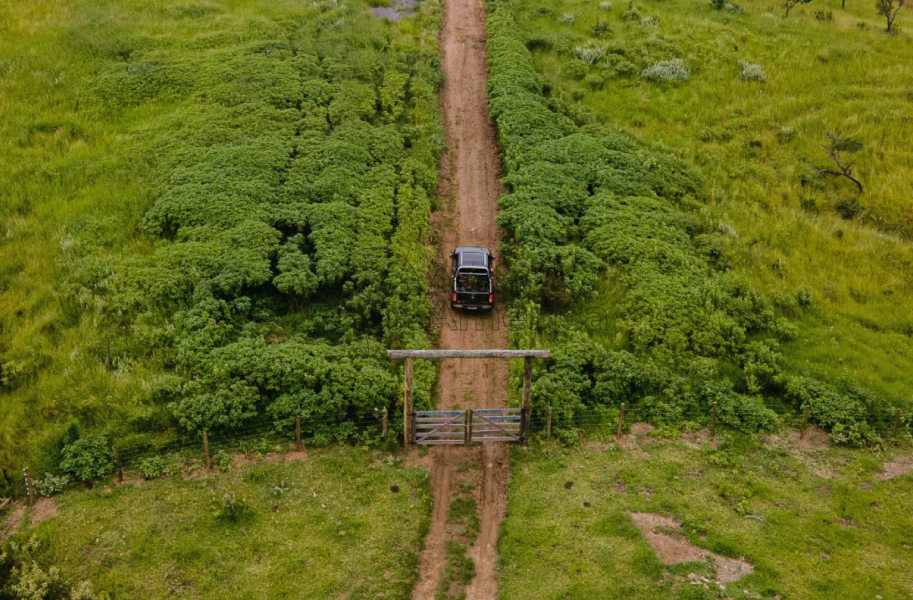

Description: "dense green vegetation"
0 0 442 488
486 0 913 444
498 435 913 599
2 447 431 599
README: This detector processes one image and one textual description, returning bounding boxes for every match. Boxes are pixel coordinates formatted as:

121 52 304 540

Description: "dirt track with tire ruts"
410 0 510 596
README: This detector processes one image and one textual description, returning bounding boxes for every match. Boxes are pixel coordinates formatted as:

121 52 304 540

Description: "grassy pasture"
2 447 430 599
512 0 913 404
498 433 913 599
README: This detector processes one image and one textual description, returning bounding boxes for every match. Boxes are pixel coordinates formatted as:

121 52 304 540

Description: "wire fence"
5 400 909 504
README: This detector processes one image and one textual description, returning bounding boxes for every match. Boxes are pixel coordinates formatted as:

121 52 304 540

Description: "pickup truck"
450 246 495 310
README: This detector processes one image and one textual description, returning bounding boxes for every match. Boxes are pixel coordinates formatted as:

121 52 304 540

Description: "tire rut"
411 0 508 596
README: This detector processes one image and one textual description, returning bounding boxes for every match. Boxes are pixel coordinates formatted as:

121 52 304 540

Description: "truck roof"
453 247 492 268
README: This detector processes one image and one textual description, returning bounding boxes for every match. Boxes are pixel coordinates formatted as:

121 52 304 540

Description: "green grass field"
2 447 430 599
513 0 913 403
498 431 913 599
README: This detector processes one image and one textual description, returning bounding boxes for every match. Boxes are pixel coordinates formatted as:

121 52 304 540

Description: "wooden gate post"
382 407 389 440
404 357 414 446
23 467 34 506
893 408 901 440
522 357 532 445
546 406 552 441
616 403 625 438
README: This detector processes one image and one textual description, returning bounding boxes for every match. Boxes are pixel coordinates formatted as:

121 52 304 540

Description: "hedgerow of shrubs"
485 0 900 445
52 0 444 457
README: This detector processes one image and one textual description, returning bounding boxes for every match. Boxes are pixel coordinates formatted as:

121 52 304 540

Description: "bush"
738 60 766 83
565 59 590 79
776 126 796 143
622 1 642 21
641 16 660 28
814 10 833 21
712 0 743 11
60 435 114 482
33 473 71 497
598 2 614 10
585 73 606 90
795 285 813 307
641 58 690 82
214 450 233 471
575 43 609 65
556 12 576 24
609 59 638 78
2 537 99 599
139 456 167 479
212 490 253 523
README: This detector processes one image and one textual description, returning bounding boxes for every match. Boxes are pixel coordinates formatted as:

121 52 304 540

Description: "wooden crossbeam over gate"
386 349 551 446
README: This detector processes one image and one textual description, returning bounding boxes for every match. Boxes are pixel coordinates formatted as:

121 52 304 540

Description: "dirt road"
410 0 509 596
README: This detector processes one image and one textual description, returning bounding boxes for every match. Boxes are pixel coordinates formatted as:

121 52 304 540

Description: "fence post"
382 407 388 440
617 403 625 438
546 406 552 441
203 431 211 470
23 467 34 506
800 404 810 439
893 408 901 440
404 357 414 446
522 356 532 446
711 402 718 437
115 448 124 484
295 415 303 451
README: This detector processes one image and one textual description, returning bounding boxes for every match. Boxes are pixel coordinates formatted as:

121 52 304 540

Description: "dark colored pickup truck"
450 247 495 310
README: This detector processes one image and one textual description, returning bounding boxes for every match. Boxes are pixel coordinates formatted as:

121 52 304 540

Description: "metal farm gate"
411 408 525 445
386 349 551 446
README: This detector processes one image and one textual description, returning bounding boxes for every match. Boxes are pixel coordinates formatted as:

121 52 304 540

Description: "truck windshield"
456 271 489 293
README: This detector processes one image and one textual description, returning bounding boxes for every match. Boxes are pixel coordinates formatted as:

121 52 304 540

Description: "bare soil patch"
0 501 25 542
628 512 754 584
761 428 841 479
30 497 57 527
284 448 309 463
616 422 654 451
876 454 913 480
681 428 720 449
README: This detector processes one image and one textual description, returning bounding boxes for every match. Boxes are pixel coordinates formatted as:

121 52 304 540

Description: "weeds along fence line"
528 402 911 447
2 402 909 502
1 413 399 501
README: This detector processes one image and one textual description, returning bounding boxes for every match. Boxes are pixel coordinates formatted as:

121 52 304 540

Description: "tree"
817 132 864 193
785 0 813 16
875 0 906 32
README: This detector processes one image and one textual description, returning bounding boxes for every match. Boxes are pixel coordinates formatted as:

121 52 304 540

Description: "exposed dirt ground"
0 501 25 542
411 0 509 596
628 512 754 585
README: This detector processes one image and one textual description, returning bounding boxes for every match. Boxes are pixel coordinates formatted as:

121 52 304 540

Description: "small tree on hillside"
785 0 813 16
817 132 864 193
875 0 906 32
